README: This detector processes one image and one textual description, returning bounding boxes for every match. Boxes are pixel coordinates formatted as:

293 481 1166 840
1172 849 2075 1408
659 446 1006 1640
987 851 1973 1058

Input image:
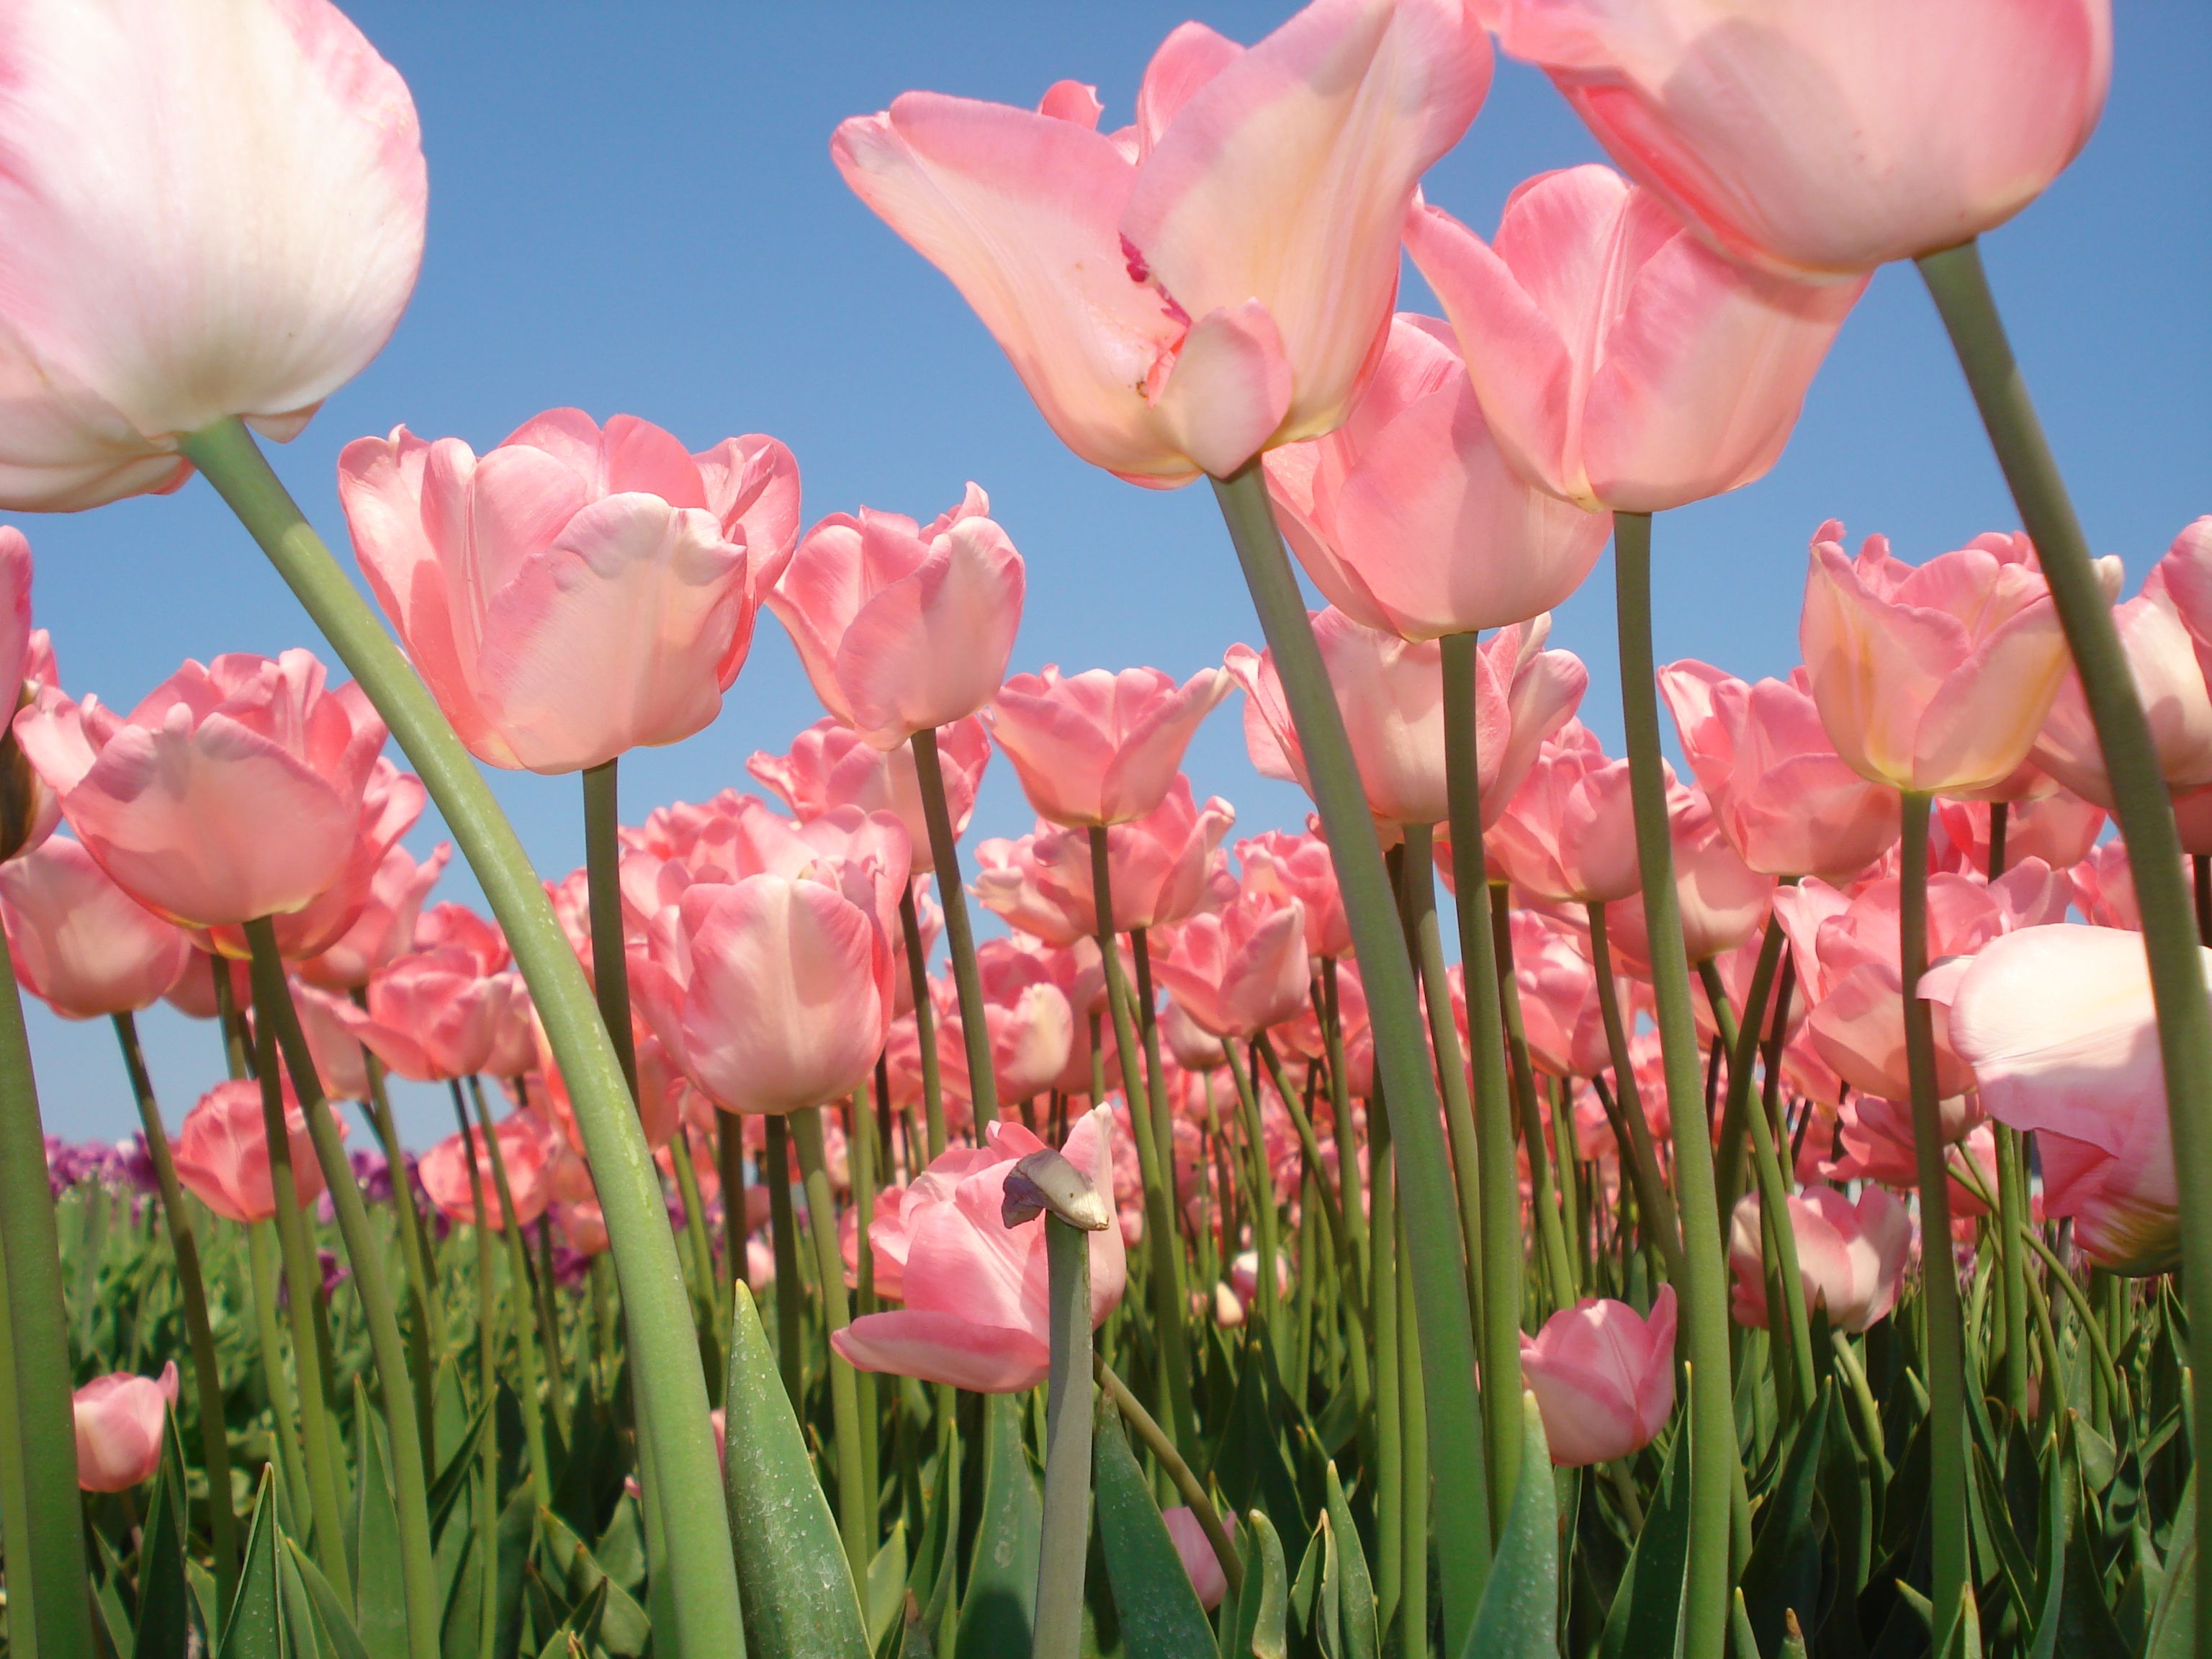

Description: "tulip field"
0 1 2201 1658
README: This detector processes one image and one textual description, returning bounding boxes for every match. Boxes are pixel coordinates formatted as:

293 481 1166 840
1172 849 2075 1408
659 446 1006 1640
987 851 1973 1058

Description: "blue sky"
20 2 2209 1148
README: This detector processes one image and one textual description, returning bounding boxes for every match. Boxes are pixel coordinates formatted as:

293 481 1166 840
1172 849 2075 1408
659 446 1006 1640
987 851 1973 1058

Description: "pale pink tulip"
770 485 1022 747
1151 894 1310 1040
1 835 192 1016
1478 0 2111 278
72 1363 178 1493
2070 841 2147 932
1161 1508 1228 1611
334 948 531 1083
284 979 372 1101
2033 585 2212 811
1507 907 1618 1079
1519 1286 1676 1466
1728 1187 1911 1334
413 902 511 974
1487 723 1642 904
162 950 253 1025
1264 312 1609 636
835 1108 1125 1391
1822 1096 1997 1218
834 1 1490 484
933 940 1078 1110
1943 925 2185 1273
295 840 450 991
418 1110 558 1229
1658 660 1897 881
1933 791 2104 880
1236 830 1349 961
0 0 426 510
991 665 1228 827
530 1029 685 1154
1406 166 1862 512
748 715 989 875
15 652 396 932
340 411 799 775
1800 522 2090 796
172 1078 333 1223
1605 787 1773 971
974 779 1237 945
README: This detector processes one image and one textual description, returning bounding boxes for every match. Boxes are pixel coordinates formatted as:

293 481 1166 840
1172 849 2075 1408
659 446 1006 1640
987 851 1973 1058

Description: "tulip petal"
832 1310 1051 1394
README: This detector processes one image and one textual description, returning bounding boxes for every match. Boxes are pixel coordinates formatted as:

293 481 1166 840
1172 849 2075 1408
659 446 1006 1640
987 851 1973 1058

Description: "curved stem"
1213 466 1488 1643
898 883 947 1160
114 1011 240 1607
911 727 996 1125
1094 1357 1241 1599
1713 913 1786 1220
791 1105 871 1577
179 418 745 1655
1586 903 1685 1278
1613 510 1733 1659
1918 243 2212 1645
1490 881 1576 1303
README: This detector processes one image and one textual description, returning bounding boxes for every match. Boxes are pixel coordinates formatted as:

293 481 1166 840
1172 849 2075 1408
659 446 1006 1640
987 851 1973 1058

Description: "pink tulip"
1604 786 1773 971
834 1107 1125 1391
1478 0 2111 278
162 950 253 1025
284 979 372 1101
1658 660 1898 881
1932 791 2104 880
748 715 990 875
0 0 426 510
1822 1097 1998 1218
417 1110 558 1229
1799 522 2095 796
1151 894 1311 1040
1161 1508 1228 1611
1519 1287 1675 1467
172 1077 335 1223
531 1028 686 1155
295 840 451 991
834 1 1489 484
1774 859 2067 1107
2032 585 2212 811
0 530 30 719
933 940 1078 1110
1507 907 1619 1079
413 903 511 974
1236 830 1349 962
73 1363 178 1493
769 485 1022 747
334 948 531 1083
1 835 192 1017
1728 1187 1912 1334
15 651 401 933
2069 842 2148 932
974 778 1237 945
1406 166 1862 513
1487 724 1643 904
1264 311 1610 636
1942 925 2183 1273
991 665 1228 827
340 411 799 775
629 809 909 1115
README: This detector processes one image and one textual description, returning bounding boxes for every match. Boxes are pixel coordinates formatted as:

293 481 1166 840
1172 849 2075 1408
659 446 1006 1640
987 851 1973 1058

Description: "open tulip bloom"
0 3 2205 1658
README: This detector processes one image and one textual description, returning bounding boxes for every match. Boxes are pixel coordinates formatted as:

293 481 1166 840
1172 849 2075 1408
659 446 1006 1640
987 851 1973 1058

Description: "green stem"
1995 1126 2032 1417
791 1106 871 1577
114 1011 240 1607
1033 1217 1094 1659
582 758 639 1094
1369 1068 1403 1632
1586 904 1686 1279
1918 242 2212 1648
1094 1357 1241 1599
0 1225 37 1659
911 727 997 1125
463 1084 554 1514
1220 1039 1281 1339
665 1130 722 1349
248 1221 315 1546
0 932 91 1659
179 418 743 1656
448 1092 500 1659
354 1004 441 1471
1212 464 1488 1645
849 1089 881 1527
1613 511 1732 1659
1397 1202 1428 1659
1897 794 1967 1651
1490 883 1577 1302
1318 961 1370 1287
1251 1033 1349 1272
897 883 947 1160
1713 912 1786 1220
1128 928 1189 1311
765 1115 804 1409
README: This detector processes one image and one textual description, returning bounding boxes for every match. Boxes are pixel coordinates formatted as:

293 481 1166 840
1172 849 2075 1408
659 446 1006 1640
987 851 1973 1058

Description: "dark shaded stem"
1713 912 1786 1220
1488 878 1575 1303
583 758 639 1094
462 1082 554 1514
1586 903 1685 1278
791 1106 870 1575
898 883 947 1159
1033 1218 1094 1659
354 997 441 1471
764 1115 803 1409
912 727 997 1125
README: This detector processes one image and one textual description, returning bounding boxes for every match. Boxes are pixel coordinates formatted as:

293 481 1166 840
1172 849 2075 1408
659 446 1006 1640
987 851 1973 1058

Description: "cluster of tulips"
0 1 2195 1658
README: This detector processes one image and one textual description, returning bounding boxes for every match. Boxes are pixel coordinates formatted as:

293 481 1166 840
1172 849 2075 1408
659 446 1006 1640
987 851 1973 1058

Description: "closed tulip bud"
1150 894 1310 1039
1161 1509 1228 1611
73 1363 178 1493
1519 1287 1676 1467
1728 1187 1912 1334
748 715 990 875
990 665 1227 828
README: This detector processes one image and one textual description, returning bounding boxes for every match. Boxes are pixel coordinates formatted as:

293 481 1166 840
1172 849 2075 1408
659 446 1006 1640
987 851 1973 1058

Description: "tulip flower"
932 940 1078 1111
990 665 1228 827
72 1363 178 1493
171 1077 335 1223
1161 1509 1228 1611
0 835 192 1017
2070 842 2145 932
1773 859 2067 1107
1236 830 1349 961
283 979 372 1102
1506 907 1618 1079
1264 312 1610 637
628 809 909 1116
339 411 800 775
295 840 451 991
2032 587 2212 812
413 902 511 974
1406 166 1862 513
748 715 990 874
974 779 1237 945
1486 724 1643 904
833 1 1491 484
1942 925 2185 1273
1823 1097 1999 1218
1151 894 1311 1040
0 0 426 511
1658 660 1899 881
1519 1287 1676 1467
1727 1187 1912 1334
769 485 1023 747
15 651 400 932
333 948 533 1083
1604 787 1773 972
834 1107 1125 1391
1933 790 2103 879
1477 0 2111 279
1799 522 2096 796
418 1110 559 1229
0 529 30 716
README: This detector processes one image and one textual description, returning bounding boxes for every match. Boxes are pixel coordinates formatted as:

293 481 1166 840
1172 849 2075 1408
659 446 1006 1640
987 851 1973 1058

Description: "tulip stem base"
1213 462 1488 1645
1034 1216 1094 1659
179 415 746 1659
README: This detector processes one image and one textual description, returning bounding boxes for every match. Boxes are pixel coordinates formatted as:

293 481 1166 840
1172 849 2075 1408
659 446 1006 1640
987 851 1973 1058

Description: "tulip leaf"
866 1521 909 1650
287 1539 374 1659
2145 1528 2196 1659
539 1507 650 1658
1218 1509 1287 1659
1317 1465 1376 1659
349 1379 410 1659
721 1282 872 1658
1599 1414 1691 1659
135 1409 199 1659
1092 1394 1215 1658
1459 1396 1559 1659
426 1401 491 1546
221 1470 288 1659
92 1524 140 1659
955 1390 1043 1659
279 1521 336 1659
1739 1380 1833 1653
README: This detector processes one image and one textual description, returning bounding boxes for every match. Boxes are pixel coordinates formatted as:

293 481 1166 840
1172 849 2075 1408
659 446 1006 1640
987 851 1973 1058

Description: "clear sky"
19 2 2209 1148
